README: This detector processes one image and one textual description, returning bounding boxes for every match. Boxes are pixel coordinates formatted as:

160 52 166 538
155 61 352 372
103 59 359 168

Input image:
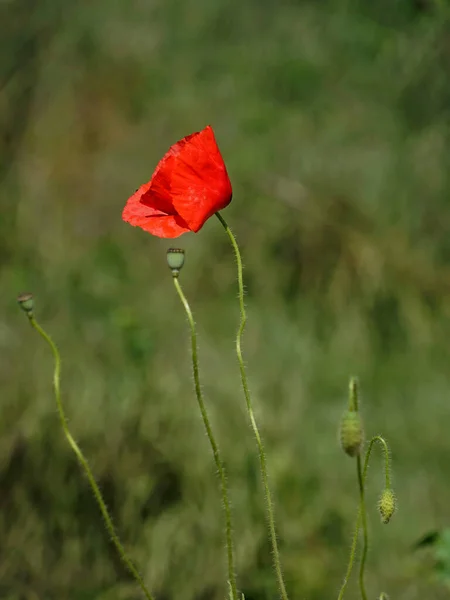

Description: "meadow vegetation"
1 1 450 598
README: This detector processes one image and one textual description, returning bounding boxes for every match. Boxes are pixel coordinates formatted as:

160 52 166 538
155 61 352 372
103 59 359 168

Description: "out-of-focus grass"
1 1 450 598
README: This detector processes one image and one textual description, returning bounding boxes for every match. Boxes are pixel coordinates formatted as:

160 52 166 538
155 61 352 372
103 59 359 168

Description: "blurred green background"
2 0 450 598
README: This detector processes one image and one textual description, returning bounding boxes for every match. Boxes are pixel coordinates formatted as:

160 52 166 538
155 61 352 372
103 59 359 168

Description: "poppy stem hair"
359 435 393 598
336 503 362 600
337 379 394 600
337 377 368 600
215 212 289 600
356 453 369 600
18 300 155 600
170 274 238 600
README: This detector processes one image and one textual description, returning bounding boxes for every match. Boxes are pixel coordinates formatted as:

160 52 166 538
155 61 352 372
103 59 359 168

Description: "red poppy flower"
122 125 232 238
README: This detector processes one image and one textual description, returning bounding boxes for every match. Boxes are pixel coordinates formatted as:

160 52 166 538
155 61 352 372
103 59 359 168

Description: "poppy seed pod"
339 410 364 457
17 292 34 316
167 248 185 276
378 488 396 524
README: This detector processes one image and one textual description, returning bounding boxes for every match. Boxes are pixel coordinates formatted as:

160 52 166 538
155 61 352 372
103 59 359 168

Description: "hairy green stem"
337 435 392 600
359 435 391 598
362 436 391 490
215 211 289 600
356 454 368 600
27 315 154 600
336 505 362 600
172 276 238 600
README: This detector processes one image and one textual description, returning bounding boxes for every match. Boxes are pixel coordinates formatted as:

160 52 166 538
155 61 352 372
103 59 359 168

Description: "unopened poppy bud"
17 292 34 316
166 248 185 276
339 410 364 457
379 594 389 600
378 488 396 524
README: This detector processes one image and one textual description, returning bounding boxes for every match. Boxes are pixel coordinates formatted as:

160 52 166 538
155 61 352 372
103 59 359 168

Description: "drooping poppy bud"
123 126 232 238
378 488 396 524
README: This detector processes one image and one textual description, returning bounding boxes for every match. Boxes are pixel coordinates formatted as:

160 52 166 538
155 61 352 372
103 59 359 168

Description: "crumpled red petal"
123 126 232 238
140 126 232 233
122 181 190 238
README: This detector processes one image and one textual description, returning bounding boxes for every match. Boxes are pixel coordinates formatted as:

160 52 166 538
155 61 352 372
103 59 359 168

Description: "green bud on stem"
378 488 396 524
166 248 185 277
17 292 34 317
339 410 364 457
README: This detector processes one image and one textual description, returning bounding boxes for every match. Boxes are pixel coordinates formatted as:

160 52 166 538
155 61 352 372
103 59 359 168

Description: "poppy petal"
140 154 177 216
169 126 232 232
137 213 191 238
140 126 232 233
123 126 232 238
122 182 190 238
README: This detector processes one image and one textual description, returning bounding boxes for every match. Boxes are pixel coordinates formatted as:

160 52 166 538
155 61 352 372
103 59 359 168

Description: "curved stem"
337 435 392 600
358 436 391 600
27 316 154 600
215 211 289 600
362 436 391 490
172 276 238 600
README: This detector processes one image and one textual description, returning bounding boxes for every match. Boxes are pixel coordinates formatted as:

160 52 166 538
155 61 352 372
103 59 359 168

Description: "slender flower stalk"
362 436 391 490
215 213 289 600
168 261 238 600
356 455 369 600
348 377 368 600
337 435 393 600
359 435 392 593
18 295 154 600
337 505 362 600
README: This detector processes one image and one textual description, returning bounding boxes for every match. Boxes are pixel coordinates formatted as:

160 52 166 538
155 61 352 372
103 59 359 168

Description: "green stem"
27 315 154 600
336 505 362 600
359 436 391 598
362 436 391 490
215 211 289 600
357 454 368 600
172 276 238 600
337 435 391 600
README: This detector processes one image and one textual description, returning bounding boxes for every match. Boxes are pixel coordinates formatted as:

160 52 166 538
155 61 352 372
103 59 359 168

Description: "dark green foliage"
2 0 450 598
